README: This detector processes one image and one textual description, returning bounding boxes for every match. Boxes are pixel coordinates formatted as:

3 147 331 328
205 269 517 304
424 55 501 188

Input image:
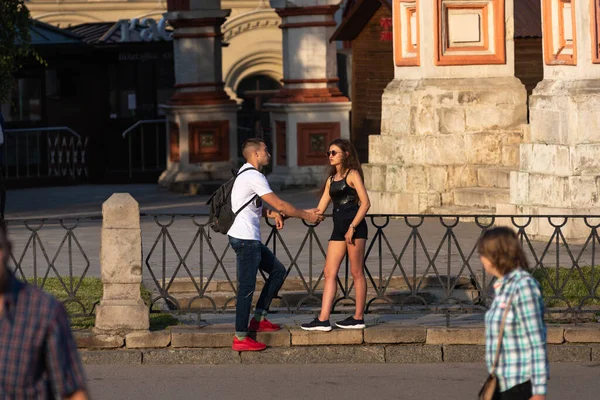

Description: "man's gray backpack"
206 167 258 234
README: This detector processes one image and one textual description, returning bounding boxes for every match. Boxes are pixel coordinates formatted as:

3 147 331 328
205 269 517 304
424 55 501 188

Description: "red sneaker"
232 337 266 351
248 318 281 332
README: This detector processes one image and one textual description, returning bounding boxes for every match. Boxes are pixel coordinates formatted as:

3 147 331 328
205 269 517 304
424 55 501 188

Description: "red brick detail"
351 6 394 162
188 120 230 163
275 5 340 18
268 88 349 104
169 122 180 162
297 122 341 166
276 121 287 166
168 90 236 106
167 0 189 12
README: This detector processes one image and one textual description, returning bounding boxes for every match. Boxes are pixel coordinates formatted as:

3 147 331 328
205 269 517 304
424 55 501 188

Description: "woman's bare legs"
347 239 366 320
318 240 347 321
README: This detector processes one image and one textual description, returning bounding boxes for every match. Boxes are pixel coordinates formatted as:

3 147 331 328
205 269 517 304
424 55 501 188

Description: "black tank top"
329 170 359 209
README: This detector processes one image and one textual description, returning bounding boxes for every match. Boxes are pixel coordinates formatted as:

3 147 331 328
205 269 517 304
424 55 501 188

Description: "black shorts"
330 203 368 241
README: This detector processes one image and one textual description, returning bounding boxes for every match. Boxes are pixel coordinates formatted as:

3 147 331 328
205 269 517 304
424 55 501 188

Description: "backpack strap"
232 166 260 215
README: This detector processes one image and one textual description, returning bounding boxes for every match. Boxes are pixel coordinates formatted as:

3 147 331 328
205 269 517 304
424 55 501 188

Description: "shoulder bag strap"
233 167 260 215
490 283 519 374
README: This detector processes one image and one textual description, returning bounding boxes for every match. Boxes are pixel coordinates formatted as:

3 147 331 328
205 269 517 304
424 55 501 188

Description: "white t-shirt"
227 163 273 240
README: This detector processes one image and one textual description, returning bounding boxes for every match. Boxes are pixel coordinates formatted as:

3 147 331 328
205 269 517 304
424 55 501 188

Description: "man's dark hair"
242 138 265 159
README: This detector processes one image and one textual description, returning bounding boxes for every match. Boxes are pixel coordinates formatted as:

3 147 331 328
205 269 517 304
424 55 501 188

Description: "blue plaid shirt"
0 272 86 399
485 268 549 395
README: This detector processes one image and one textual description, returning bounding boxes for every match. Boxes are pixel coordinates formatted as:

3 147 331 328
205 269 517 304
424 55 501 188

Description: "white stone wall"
366 77 527 213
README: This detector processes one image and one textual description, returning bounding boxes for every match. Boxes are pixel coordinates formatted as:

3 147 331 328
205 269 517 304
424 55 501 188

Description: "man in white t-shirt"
229 138 323 352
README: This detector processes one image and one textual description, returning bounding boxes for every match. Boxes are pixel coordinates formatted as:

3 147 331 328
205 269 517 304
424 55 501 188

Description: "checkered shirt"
485 268 549 395
0 273 86 399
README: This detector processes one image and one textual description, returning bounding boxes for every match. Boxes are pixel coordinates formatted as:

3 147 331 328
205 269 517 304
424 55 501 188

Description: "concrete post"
95 193 149 332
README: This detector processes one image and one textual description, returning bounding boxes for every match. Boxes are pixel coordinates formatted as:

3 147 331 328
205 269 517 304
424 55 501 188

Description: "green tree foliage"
0 0 33 103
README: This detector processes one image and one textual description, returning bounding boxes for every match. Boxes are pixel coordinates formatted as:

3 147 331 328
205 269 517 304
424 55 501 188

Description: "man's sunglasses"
326 150 339 157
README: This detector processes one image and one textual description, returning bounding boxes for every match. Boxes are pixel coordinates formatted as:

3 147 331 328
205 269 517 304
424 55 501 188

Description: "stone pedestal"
95 193 149 333
497 0 600 240
364 0 527 213
266 0 351 189
159 0 238 192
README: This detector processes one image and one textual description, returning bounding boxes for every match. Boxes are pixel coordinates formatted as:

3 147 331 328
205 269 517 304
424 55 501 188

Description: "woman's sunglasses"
326 150 339 157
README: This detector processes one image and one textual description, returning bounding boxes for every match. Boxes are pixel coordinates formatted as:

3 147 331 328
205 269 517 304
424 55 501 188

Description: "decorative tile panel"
297 122 341 166
394 0 420 66
188 120 229 163
434 0 505 66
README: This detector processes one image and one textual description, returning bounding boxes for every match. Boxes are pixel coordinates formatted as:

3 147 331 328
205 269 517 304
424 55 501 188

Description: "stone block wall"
498 79 600 240
365 77 527 213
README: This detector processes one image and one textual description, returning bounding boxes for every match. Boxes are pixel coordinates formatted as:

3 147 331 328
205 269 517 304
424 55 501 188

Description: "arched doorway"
235 74 281 163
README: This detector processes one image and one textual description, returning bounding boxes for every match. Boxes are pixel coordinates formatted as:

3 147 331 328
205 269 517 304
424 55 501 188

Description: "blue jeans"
228 236 286 333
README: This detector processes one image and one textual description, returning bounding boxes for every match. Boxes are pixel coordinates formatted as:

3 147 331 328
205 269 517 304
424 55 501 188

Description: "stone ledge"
385 345 442 363
547 326 565 344
77 344 599 364
241 346 385 364
443 345 486 363
427 328 485 345
171 325 232 348
74 332 124 349
80 350 142 364
126 330 171 349
564 328 600 343
547 345 591 362
170 325 291 348
364 326 426 344
290 328 363 346
143 349 241 365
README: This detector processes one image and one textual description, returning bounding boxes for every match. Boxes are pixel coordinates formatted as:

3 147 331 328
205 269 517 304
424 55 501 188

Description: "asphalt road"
85 363 600 400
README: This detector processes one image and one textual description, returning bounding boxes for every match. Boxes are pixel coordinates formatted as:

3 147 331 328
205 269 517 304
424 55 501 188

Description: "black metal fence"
142 214 600 320
6 216 101 317
5 214 600 321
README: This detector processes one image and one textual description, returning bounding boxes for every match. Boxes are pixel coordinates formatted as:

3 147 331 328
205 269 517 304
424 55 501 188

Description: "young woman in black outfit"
301 138 371 331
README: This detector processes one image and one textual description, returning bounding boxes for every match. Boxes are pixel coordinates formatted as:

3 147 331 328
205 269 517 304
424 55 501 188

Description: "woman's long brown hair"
319 138 364 197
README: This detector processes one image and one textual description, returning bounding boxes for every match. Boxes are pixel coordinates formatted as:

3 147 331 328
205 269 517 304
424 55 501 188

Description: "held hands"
303 208 324 224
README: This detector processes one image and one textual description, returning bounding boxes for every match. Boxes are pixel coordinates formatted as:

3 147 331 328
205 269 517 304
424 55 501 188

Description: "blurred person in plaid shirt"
0 223 88 399
479 227 549 400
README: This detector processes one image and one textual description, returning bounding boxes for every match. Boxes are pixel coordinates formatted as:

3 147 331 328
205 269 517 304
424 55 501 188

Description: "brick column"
159 0 238 192
95 194 149 333
498 0 600 240
266 0 351 189
365 0 527 214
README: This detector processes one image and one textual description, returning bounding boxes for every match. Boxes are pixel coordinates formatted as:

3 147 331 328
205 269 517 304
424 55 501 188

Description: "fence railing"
6 213 600 322
5 216 101 317
3 127 88 180
142 213 600 320
121 119 167 179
